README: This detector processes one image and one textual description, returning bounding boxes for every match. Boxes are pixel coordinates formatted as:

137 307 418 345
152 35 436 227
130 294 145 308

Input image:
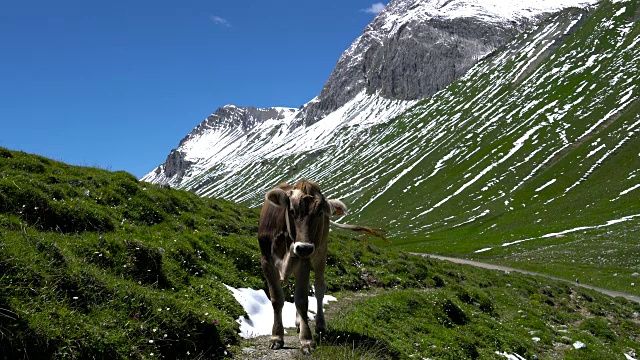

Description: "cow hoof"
301 345 311 355
270 340 284 350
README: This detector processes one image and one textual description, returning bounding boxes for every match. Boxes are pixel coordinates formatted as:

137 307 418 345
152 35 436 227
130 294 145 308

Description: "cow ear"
327 199 347 216
266 188 289 208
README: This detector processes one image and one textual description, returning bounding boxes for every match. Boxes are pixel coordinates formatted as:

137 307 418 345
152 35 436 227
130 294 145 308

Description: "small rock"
532 337 541 342
242 347 255 354
573 341 586 350
631 272 639 277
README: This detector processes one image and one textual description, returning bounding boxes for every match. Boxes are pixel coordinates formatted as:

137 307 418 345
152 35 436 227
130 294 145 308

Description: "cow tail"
329 221 389 243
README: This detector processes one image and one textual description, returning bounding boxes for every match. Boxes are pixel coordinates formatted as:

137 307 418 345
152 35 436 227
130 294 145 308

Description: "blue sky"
0 1 386 178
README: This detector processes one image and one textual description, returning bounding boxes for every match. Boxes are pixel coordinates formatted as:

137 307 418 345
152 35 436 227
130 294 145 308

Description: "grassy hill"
1 148 639 359
0 147 263 358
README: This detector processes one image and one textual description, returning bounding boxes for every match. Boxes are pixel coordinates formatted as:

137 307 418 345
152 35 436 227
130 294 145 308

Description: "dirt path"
415 253 640 304
236 331 304 360
234 291 377 359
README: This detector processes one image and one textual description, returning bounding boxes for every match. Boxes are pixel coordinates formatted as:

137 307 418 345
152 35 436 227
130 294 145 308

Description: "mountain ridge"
143 0 598 196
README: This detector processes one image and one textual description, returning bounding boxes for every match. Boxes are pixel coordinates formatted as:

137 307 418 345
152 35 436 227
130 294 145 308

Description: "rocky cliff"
295 0 595 126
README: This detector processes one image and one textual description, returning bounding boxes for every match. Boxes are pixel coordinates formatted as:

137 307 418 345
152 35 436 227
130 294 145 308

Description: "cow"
258 179 384 354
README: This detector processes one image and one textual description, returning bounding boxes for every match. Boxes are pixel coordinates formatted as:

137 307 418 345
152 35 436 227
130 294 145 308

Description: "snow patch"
224 285 336 339
501 213 640 247
573 341 587 349
613 183 640 200
535 179 556 192
496 351 526 360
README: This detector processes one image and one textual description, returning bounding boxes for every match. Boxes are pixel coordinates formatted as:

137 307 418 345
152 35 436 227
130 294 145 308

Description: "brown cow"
258 179 384 354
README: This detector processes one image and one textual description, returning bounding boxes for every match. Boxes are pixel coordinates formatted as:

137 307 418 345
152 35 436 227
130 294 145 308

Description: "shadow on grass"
0 295 58 359
315 328 400 359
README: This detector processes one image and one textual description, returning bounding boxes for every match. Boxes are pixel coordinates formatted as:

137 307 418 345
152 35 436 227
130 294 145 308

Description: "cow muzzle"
292 243 315 258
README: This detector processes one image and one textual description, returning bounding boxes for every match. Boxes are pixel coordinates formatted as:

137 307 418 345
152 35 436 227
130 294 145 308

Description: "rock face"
299 8 521 126
364 17 517 99
155 149 192 180
295 0 596 126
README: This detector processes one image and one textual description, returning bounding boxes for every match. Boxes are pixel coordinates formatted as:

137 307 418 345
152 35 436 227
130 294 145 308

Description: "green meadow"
1 147 639 358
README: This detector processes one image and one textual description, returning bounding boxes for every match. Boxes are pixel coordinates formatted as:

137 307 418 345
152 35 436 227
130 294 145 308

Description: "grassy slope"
357 0 640 240
317 258 640 360
350 0 640 296
1 148 639 359
0 148 263 358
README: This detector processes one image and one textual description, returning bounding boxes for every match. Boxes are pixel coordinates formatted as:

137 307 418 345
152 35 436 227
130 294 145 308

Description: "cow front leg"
270 295 285 350
294 260 312 354
261 257 285 349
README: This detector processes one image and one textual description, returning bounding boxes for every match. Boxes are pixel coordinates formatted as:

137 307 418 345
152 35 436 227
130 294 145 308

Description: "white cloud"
363 2 386 15
210 15 231 27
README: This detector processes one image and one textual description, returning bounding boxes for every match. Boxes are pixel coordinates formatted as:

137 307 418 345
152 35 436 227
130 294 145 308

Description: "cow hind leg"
294 260 312 354
313 273 327 334
313 256 327 334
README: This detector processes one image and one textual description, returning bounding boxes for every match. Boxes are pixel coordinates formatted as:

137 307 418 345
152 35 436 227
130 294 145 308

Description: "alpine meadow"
3 0 640 359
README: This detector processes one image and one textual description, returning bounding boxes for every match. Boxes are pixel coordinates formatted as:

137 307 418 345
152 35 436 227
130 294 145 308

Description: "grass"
2 147 640 359
0 148 262 358
314 257 640 359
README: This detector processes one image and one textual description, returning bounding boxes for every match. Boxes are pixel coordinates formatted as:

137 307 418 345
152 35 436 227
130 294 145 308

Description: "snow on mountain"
377 0 599 27
142 106 300 187
141 88 417 194
346 0 599 63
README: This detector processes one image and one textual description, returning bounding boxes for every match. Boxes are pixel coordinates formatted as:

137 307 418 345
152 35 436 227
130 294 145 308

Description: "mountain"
143 0 596 192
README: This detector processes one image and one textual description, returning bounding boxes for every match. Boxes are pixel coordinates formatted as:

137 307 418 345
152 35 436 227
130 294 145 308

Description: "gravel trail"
415 253 640 304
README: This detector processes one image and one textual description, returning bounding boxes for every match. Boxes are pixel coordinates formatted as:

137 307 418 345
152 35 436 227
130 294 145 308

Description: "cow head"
266 180 346 258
